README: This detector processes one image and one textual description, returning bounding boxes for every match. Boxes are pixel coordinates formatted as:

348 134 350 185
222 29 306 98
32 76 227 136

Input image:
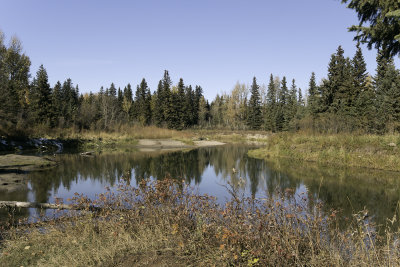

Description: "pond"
1 144 400 228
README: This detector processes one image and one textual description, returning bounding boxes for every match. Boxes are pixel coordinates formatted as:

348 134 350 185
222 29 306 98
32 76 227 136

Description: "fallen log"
0 201 102 211
80 151 95 156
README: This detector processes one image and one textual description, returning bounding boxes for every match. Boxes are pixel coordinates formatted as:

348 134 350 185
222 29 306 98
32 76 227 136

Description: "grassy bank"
1 179 399 266
248 133 400 172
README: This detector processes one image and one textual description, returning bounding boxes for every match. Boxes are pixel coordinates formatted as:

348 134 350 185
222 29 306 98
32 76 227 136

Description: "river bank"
248 133 400 172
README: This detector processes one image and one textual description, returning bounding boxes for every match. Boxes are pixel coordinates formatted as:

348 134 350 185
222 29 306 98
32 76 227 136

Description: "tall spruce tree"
153 80 164 126
162 70 172 126
374 55 400 132
29 65 52 124
265 74 277 131
51 81 62 126
247 77 262 129
276 76 288 131
122 83 133 121
286 79 298 129
307 72 319 118
167 78 185 129
352 43 371 129
134 78 152 125
183 85 195 127
194 85 203 125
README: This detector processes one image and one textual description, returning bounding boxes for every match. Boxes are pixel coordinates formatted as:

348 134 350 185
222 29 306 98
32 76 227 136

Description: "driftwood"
0 201 102 211
80 151 95 156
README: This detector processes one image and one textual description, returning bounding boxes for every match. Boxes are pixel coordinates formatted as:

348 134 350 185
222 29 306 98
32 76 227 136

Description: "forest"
1 31 400 136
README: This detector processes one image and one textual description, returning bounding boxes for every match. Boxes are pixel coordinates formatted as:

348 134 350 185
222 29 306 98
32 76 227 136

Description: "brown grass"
1 179 399 266
249 132 400 172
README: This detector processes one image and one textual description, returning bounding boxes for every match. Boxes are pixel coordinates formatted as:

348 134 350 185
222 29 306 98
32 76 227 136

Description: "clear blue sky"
0 0 391 100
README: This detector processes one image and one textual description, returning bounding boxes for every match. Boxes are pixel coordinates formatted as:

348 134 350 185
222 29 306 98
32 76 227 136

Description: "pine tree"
375 57 400 132
29 65 52 124
247 77 262 129
276 76 288 131
167 78 184 129
194 85 203 125
122 84 133 121
153 80 164 126
162 70 172 126
352 43 371 129
134 78 152 125
322 46 349 113
109 83 117 98
265 74 277 131
286 79 298 129
183 85 195 127
51 81 62 126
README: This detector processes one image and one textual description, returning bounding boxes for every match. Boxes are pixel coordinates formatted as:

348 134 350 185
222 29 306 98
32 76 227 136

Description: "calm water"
1 144 400 227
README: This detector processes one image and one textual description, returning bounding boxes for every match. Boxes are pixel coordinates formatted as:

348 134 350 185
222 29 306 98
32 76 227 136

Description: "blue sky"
0 0 390 100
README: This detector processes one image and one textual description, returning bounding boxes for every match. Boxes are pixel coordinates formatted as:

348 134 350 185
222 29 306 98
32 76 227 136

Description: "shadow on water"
1 144 400 229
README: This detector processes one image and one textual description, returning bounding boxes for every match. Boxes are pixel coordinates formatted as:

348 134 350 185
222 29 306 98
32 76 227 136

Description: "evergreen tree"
357 75 376 132
265 74 277 131
167 78 184 129
109 83 117 98
29 65 52 124
134 78 152 125
286 79 298 129
276 76 288 131
183 85 195 127
153 80 164 126
298 88 305 107
374 56 400 132
60 79 79 127
122 84 133 121
343 0 400 57
247 76 262 129
198 96 210 127
352 43 371 128
51 81 62 126
194 85 203 125
321 46 348 113
162 70 172 125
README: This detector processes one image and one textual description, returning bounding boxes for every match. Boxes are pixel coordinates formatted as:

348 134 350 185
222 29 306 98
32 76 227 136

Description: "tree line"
1 30 400 135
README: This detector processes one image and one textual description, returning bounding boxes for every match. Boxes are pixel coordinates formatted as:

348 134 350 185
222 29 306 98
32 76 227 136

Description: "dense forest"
1 30 400 136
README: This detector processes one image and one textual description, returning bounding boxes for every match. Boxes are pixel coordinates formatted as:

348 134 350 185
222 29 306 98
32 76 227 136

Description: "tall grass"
249 132 400 172
1 179 399 266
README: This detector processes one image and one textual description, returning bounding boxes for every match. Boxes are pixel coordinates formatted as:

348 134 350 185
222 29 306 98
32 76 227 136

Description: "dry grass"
1 179 399 266
249 132 400 172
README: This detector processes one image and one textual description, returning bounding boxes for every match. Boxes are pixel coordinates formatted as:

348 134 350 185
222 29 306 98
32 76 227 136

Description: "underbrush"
1 179 399 266
249 133 400 172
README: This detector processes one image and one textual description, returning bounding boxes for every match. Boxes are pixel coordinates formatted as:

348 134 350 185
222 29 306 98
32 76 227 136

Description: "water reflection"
1 145 400 228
